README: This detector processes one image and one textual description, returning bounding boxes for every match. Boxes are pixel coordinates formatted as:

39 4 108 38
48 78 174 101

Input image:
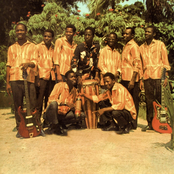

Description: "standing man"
6 23 37 138
98 32 121 84
140 25 171 131
71 27 100 84
43 70 79 136
36 29 56 119
80 73 137 134
54 24 77 82
121 27 142 129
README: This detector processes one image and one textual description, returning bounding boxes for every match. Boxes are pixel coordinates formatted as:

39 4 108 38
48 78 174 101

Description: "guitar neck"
24 79 31 116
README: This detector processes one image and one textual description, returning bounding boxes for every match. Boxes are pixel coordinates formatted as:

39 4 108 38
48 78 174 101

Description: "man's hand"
94 76 100 83
6 83 12 96
20 63 31 70
77 76 82 86
93 108 105 117
128 79 135 91
140 79 144 90
163 78 168 87
57 74 63 82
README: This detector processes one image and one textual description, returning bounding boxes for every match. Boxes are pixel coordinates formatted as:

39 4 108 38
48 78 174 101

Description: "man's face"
84 29 93 44
108 34 116 48
16 24 27 40
123 29 133 43
67 72 77 86
43 32 53 46
145 27 155 41
104 76 115 90
65 28 74 41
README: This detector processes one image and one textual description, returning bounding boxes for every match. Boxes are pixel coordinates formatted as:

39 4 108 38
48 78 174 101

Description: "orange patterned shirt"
6 41 37 83
92 83 136 119
140 39 171 80
98 45 121 75
36 41 55 80
54 36 77 75
121 39 141 82
47 82 77 107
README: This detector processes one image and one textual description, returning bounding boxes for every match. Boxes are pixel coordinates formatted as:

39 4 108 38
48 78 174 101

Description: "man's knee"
49 101 58 110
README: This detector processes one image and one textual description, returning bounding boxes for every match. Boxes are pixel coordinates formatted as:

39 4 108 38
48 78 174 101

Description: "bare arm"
6 66 12 96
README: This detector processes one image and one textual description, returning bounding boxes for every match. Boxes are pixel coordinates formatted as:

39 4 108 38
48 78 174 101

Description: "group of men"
6 22 171 138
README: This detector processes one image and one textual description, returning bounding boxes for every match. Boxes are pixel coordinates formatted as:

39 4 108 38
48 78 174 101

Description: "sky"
77 0 144 16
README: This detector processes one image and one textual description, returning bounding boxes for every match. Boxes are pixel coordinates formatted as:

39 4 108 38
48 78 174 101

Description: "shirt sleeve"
6 47 12 67
54 39 62 65
161 42 171 71
98 48 107 74
71 45 80 70
117 52 121 73
130 45 141 73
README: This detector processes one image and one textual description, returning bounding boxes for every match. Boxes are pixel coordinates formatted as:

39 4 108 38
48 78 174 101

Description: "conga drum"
81 79 99 129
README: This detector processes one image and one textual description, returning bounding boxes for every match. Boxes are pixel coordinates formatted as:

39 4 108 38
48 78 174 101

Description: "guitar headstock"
22 69 28 80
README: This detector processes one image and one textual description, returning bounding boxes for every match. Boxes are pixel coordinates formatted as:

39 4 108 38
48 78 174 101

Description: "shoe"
12 127 18 132
116 128 129 134
42 120 50 129
53 124 67 136
16 132 22 138
98 121 111 129
102 124 115 131
141 125 153 132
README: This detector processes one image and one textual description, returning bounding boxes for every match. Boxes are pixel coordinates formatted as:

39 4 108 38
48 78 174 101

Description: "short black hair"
85 27 95 36
108 32 117 39
146 25 156 34
66 24 76 33
44 29 54 38
15 23 27 31
125 27 135 35
65 70 75 79
103 72 115 80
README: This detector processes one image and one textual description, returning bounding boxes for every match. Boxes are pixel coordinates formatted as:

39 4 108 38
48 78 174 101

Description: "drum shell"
81 80 99 129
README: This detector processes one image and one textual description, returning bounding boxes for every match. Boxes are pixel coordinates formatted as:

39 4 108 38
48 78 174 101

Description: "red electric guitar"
18 69 42 138
152 68 172 133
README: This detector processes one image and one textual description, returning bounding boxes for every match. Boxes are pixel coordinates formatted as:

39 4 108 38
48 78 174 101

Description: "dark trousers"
121 80 140 128
11 81 36 129
99 99 132 128
44 101 75 125
144 79 161 126
37 78 55 118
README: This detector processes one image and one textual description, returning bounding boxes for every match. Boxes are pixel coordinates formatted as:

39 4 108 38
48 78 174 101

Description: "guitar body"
152 101 172 134
18 107 41 138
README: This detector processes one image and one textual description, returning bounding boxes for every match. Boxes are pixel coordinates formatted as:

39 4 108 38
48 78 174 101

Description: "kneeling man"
43 70 79 135
80 72 136 134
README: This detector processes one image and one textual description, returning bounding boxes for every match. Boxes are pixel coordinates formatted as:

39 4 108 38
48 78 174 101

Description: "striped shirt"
54 36 77 75
92 83 136 119
98 45 121 74
36 41 55 80
121 39 141 82
47 82 77 107
140 39 171 80
6 40 37 83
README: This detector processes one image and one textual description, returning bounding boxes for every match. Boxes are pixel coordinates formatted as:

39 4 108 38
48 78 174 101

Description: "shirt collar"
84 41 96 49
126 39 135 45
64 36 76 46
144 39 156 46
41 41 54 49
106 45 117 51
15 40 31 46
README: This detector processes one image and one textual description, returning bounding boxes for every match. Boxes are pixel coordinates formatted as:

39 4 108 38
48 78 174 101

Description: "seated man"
43 70 81 135
80 72 137 134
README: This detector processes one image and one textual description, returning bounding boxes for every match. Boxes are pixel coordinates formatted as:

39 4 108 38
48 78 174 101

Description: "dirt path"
0 108 174 174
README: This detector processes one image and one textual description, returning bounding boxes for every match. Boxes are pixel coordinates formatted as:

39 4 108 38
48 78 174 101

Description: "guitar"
152 68 173 133
18 69 42 138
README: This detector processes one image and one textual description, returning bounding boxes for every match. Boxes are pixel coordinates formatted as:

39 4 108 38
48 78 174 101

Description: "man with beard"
36 29 56 119
43 70 80 135
121 27 142 129
71 27 100 85
54 25 77 82
79 72 136 134
140 26 171 131
6 23 37 138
